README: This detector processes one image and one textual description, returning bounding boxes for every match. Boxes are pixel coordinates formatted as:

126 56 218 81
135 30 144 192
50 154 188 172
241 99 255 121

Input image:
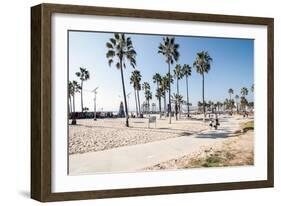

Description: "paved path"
69 115 245 175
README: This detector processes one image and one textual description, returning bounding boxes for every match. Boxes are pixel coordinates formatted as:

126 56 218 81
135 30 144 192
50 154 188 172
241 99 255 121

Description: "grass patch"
185 151 236 168
242 121 254 132
202 155 224 167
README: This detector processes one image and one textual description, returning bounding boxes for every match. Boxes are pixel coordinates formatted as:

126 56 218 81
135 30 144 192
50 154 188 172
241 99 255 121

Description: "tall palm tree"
173 64 184 120
193 51 212 120
241 87 249 97
160 75 169 114
224 98 229 111
145 90 153 112
155 88 162 114
228 88 234 112
235 94 239 113
142 82 151 113
75 67 90 112
216 101 222 112
136 82 141 115
130 70 142 117
71 80 81 113
158 37 180 124
240 96 248 112
182 64 192 117
106 33 137 127
69 80 81 124
172 93 184 118
153 73 162 115
240 87 249 112
68 81 74 115
228 88 234 101
197 101 203 113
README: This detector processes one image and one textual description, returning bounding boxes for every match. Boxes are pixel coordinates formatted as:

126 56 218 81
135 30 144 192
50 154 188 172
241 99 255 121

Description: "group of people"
208 113 220 130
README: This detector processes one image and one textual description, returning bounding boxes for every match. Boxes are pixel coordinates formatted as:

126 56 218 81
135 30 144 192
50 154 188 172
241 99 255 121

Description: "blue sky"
69 31 254 112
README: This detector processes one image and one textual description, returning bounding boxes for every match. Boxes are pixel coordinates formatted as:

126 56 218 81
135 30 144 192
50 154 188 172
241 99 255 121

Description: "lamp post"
91 87 99 121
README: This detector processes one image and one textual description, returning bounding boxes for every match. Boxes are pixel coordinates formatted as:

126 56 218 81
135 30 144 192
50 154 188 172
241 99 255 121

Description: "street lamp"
91 87 99 121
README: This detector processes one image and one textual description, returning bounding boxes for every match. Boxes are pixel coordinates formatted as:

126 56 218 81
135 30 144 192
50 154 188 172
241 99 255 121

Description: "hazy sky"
68 31 254 112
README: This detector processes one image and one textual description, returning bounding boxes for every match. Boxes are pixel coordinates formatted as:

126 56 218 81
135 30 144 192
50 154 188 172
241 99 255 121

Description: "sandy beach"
68 114 254 174
69 115 209 154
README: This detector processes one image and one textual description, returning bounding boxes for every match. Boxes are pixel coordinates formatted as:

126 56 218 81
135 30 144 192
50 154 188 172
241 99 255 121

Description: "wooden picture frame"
31 3 274 202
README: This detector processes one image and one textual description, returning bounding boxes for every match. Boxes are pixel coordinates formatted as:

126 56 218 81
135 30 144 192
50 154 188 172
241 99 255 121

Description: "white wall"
0 0 279 205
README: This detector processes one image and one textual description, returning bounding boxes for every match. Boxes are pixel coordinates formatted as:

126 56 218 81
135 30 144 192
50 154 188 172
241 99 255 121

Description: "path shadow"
195 130 237 139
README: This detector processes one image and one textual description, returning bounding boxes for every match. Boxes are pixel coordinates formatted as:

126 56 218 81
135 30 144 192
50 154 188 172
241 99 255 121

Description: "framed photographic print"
31 3 274 202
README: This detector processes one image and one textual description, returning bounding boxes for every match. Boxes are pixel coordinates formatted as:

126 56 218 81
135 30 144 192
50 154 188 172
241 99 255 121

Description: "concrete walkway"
69 115 245 175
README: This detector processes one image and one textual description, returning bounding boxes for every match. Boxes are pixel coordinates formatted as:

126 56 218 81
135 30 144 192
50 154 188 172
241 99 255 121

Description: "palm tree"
144 90 152 112
193 51 213 120
240 87 249 112
240 96 248 112
106 33 137 127
69 80 81 124
208 100 214 112
251 84 254 93
160 76 169 114
173 64 184 120
228 88 234 101
224 99 229 111
160 74 173 116
182 64 192 117
155 88 162 114
130 70 142 117
71 80 81 113
158 37 180 124
241 87 249 97
68 81 74 115
136 82 142 115
235 94 239 113
197 101 203 113
153 73 162 115
216 101 222 112
228 88 234 112
75 67 90 112
172 93 184 118
142 82 151 113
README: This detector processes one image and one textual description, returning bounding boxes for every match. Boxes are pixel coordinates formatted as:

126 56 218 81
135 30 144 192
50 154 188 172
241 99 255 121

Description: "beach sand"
69 115 209 155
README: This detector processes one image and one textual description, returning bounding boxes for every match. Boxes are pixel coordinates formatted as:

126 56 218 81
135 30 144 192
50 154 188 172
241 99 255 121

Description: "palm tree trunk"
80 80 83 112
186 76 190 117
202 73 205 120
134 89 138 117
120 58 129 127
69 96 72 115
229 94 232 113
168 62 171 124
157 83 161 116
71 94 76 125
73 94 75 112
158 97 161 116
164 92 167 114
137 89 141 116
176 77 179 120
